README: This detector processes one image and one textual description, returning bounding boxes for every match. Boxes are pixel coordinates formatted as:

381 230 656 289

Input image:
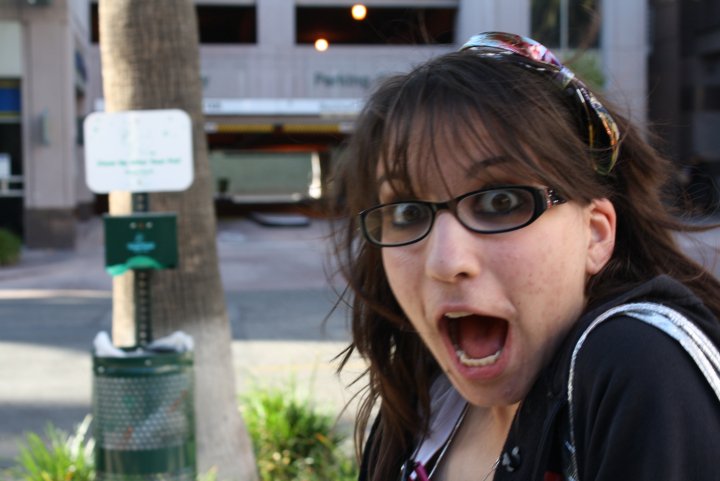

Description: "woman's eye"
475 189 524 214
390 203 428 226
478 190 523 214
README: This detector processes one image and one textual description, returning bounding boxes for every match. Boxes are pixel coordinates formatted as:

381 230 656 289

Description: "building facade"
0 0 92 248
648 0 720 210
0 0 648 248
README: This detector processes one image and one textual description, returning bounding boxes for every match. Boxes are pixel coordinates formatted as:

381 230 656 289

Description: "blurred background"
1 0 719 478
0 0 718 249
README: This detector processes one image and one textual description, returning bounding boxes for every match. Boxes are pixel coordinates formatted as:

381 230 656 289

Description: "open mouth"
445 312 509 368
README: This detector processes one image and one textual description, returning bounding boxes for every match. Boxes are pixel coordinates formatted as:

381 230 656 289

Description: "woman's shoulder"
572 304 719 404
575 313 691 376
574 276 720 375
568 299 720 479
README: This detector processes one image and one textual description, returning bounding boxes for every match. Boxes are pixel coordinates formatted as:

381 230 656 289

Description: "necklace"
425 403 468 479
423 404 501 481
480 458 500 481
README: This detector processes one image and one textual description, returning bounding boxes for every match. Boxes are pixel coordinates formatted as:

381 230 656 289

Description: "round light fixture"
351 4 367 21
314 38 329 52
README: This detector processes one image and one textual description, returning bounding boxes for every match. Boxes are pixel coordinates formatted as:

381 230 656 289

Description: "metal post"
132 193 152 346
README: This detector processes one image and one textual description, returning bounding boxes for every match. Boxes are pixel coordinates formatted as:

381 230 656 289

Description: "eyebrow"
464 155 510 178
376 155 510 185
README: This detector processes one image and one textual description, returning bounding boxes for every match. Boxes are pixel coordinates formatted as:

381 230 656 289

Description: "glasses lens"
363 202 433 246
458 187 537 232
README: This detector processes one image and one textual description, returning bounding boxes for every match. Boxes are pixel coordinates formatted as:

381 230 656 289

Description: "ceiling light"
351 4 367 21
314 38 329 52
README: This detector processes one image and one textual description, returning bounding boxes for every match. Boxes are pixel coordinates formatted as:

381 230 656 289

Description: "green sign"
104 213 178 276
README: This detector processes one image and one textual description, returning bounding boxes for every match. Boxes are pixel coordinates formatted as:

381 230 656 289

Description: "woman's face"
379 141 614 407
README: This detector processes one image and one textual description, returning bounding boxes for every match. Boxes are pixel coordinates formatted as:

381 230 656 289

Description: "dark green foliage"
0 228 20 266
240 387 357 481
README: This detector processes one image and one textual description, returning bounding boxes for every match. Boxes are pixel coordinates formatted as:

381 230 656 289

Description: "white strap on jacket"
566 302 720 481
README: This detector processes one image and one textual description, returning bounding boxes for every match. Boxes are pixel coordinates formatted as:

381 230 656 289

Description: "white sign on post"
83 109 194 193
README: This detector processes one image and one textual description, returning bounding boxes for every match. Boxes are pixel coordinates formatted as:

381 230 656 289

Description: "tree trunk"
98 2 258 480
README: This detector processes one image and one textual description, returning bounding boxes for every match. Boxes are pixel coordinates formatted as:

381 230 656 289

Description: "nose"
423 211 482 283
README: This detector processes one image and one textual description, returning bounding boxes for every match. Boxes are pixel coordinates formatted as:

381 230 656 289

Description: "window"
197 5 256 44
531 0 600 50
90 4 257 44
296 6 456 45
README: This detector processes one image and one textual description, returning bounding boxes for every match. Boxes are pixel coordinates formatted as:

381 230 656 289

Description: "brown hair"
330 50 720 481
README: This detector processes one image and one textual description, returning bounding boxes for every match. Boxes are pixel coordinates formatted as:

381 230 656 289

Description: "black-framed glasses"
460 32 620 175
359 186 567 247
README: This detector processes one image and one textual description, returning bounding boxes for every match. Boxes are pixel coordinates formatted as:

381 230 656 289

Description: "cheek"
523 240 589 344
497 224 589 317
382 249 417 308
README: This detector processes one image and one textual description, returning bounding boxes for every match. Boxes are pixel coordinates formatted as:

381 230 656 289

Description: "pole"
132 192 152 346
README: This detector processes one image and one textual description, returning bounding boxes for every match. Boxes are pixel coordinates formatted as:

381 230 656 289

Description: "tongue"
456 316 507 359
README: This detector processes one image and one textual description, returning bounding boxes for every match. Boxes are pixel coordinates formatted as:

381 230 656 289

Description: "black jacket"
360 276 720 481
495 275 720 480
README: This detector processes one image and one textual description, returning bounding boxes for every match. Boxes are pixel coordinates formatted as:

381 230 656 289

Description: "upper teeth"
445 312 472 319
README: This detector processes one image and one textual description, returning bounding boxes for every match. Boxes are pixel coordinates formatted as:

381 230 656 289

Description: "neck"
432 402 519 481
485 402 519 431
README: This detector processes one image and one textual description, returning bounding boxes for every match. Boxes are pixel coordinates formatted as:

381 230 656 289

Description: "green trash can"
92 351 196 481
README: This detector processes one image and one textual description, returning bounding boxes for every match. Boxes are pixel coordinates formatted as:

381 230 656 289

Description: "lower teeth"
456 346 502 367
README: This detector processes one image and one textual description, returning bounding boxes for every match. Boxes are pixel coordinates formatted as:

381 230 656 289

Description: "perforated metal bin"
92 351 195 481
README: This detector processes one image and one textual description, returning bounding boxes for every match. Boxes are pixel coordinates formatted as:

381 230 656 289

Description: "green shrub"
12 416 94 481
8 388 358 481
565 50 605 91
0 228 21 266
240 387 357 481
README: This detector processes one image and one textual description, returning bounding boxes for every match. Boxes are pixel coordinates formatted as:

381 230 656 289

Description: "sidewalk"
0 215 363 469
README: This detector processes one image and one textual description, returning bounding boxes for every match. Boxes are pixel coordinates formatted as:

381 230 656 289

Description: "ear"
586 198 616 276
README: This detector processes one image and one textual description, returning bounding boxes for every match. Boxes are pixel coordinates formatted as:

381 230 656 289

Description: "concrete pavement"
0 214 363 469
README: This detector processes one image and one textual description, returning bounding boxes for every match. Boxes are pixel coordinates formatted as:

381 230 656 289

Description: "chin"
448 372 526 407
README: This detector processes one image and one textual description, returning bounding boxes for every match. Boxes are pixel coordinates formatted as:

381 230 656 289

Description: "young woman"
331 32 720 481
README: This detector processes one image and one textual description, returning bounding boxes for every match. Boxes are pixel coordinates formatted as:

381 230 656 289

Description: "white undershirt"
409 374 468 479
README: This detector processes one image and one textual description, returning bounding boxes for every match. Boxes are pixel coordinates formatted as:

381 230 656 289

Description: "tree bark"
98 2 258 479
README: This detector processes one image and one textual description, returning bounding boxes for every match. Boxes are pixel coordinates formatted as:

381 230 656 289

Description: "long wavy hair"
330 50 720 481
